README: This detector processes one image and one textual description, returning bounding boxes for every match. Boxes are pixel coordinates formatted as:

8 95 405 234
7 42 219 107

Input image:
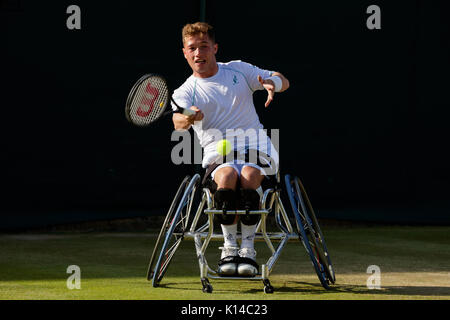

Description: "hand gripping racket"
125 74 196 127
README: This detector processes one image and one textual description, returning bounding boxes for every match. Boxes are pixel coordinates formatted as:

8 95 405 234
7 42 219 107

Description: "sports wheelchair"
146 168 336 293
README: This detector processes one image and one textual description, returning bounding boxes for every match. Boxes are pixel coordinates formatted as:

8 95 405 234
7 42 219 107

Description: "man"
172 22 289 277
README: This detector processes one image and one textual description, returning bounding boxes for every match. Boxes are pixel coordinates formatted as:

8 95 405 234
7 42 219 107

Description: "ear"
214 43 218 55
182 47 187 59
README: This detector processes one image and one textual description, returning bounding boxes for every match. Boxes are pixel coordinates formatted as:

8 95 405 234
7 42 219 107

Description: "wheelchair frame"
147 172 335 293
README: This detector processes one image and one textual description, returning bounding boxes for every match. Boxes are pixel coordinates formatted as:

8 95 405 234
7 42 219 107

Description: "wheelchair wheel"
146 175 190 281
285 174 336 289
147 174 200 287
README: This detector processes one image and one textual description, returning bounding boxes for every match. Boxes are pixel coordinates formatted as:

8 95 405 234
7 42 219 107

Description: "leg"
214 166 239 190
212 166 240 276
240 165 264 224
213 165 240 224
237 166 265 277
240 165 264 226
240 165 264 190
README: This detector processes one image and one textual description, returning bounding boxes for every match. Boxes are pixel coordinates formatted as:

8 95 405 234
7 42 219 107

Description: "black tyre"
285 174 336 289
147 174 199 286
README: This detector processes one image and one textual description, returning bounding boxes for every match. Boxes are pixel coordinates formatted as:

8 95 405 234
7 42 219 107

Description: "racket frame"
125 73 195 127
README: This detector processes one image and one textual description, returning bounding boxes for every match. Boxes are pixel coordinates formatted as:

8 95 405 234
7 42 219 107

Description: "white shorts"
210 150 278 180
211 162 260 180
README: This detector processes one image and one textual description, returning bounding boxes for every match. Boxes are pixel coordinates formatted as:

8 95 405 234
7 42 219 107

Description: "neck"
194 63 219 79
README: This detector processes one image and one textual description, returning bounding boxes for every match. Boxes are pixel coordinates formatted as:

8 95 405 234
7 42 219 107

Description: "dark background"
1 0 449 230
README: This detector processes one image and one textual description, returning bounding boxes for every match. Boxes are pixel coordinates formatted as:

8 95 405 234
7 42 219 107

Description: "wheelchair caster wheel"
203 284 213 293
201 278 213 293
263 279 274 294
264 285 274 294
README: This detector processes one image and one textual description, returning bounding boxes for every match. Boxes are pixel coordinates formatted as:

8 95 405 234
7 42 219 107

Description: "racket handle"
178 108 197 116
170 96 196 116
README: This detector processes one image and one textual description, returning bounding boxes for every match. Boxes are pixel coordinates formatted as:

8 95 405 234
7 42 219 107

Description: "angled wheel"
147 174 200 287
146 175 190 281
285 174 336 289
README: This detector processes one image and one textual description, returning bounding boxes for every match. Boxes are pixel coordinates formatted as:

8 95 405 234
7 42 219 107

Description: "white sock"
240 222 257 249
221 223 238 248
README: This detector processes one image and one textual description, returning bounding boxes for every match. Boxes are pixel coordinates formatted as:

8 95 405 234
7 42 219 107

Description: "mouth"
194 59 206 65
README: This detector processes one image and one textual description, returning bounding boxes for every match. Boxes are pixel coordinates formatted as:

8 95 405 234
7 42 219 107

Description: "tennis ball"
216 139 232 156
159 102 164 107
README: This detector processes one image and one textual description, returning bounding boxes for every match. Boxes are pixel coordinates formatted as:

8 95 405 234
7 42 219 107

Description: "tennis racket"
125 74 196 127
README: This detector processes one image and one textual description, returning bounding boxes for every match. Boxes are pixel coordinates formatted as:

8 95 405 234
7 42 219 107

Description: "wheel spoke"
158 237 183 278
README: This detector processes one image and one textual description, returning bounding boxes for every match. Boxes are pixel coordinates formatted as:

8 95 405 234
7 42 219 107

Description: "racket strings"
129 76 169 126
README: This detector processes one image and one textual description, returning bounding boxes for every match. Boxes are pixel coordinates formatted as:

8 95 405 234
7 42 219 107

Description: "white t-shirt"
172 60 279 169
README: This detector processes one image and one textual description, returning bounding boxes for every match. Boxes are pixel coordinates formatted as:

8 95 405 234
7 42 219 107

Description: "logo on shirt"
232 74 239 85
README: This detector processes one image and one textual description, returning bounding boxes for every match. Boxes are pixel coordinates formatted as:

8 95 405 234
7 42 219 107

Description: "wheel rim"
284 174 335 288
152 174 200 287
293 177 335 283
146 175 191 280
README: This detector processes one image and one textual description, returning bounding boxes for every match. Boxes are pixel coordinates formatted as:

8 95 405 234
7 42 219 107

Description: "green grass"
1 226 449 300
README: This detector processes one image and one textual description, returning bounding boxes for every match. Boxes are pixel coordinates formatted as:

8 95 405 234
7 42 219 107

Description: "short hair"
182 22 215 44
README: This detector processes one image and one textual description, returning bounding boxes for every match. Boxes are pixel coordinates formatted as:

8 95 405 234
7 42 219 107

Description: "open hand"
257 75 275 108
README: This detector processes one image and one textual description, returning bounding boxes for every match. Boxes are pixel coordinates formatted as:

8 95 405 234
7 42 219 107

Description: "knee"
240 166 264 189
214 167 238 189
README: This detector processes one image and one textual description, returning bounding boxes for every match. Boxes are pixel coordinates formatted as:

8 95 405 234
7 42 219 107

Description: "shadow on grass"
375 286 450 297
157 280 450 297
274 281 450 297
157 282 207 292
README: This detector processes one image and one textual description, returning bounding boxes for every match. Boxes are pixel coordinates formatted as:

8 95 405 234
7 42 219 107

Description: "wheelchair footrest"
208 274 262 280
204 209 269 215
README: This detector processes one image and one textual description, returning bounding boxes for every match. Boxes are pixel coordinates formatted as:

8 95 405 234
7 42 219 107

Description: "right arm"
172 106 204 130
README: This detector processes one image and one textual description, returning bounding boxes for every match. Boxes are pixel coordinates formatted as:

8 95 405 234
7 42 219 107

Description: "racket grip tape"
178 108 197 116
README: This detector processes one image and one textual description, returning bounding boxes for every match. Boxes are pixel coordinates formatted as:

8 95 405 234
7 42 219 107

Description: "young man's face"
182 33 218 78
